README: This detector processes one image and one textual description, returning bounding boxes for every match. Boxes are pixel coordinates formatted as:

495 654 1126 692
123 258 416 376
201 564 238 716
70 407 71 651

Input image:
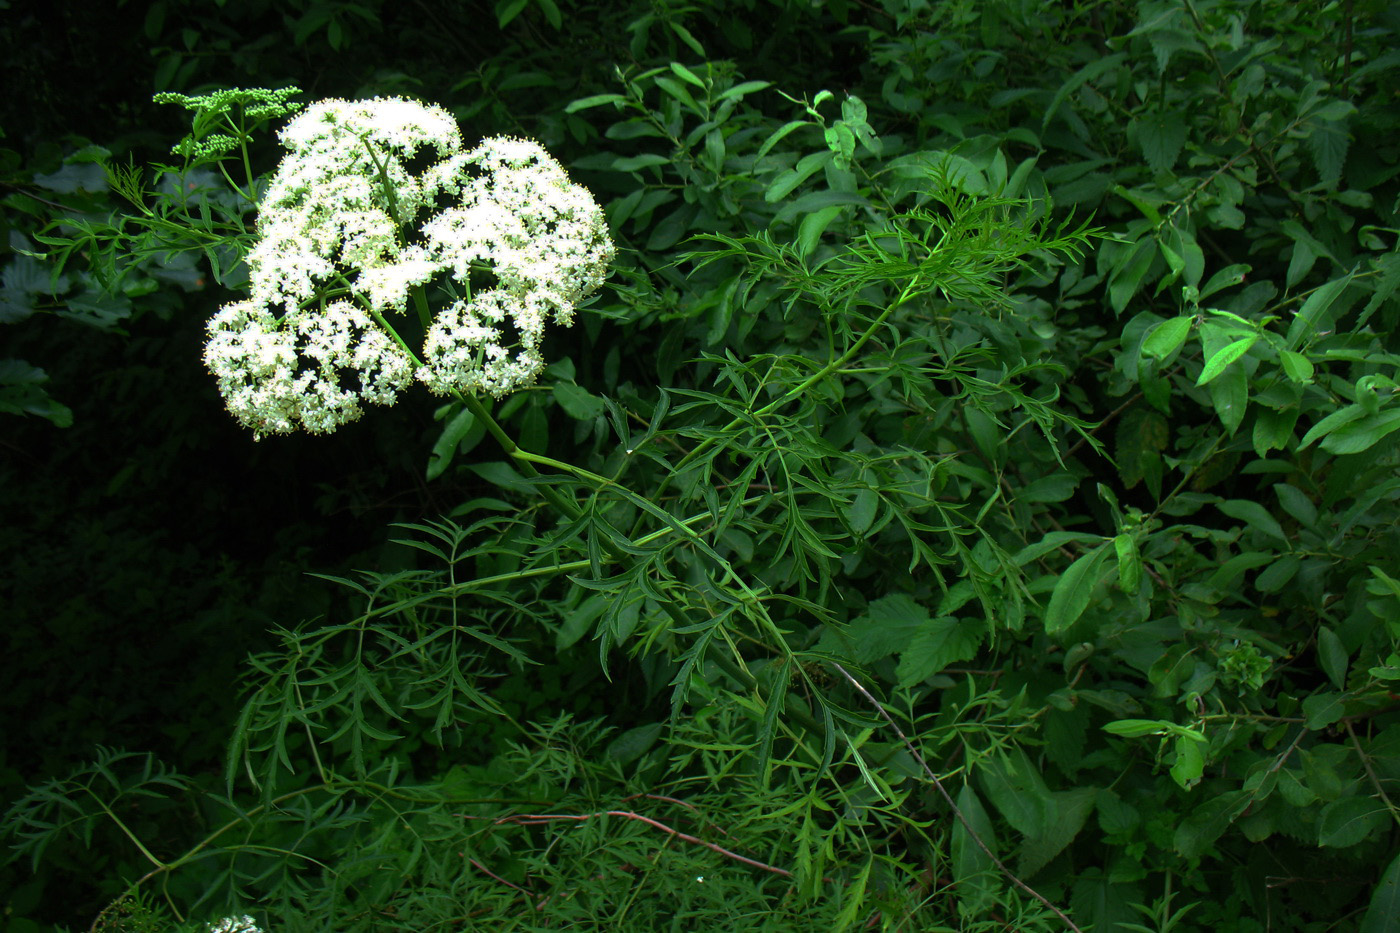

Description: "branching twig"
466 809 793 877
832 662 1084 933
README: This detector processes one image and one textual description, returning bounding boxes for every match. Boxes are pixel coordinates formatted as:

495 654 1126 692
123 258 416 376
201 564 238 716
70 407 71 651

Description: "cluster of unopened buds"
202 96 614 439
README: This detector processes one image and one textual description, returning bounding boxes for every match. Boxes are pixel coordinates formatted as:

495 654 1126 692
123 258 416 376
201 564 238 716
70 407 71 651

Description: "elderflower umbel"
207 916 264 933
202 96 613 439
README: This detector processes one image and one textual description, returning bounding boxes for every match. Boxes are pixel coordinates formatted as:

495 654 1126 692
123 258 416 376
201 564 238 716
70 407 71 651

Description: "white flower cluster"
203 97 613 439
207 916 264 933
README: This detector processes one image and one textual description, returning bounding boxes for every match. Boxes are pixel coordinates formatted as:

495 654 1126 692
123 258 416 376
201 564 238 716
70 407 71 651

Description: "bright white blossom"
203 96 613 439
207 916 264 933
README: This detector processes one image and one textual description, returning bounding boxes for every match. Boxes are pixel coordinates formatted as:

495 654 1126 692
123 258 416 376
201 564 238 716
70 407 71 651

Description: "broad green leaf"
1199 263 1250 300
1319 410 1400 456
1044 542 1111 634
797 204 844 259
844 486 879 535
952 784 999 917
979 749 1051 838
895 616 984 687
1018 787 1097 878
1013 531 1104 567
765 150 833 202
1217 499 1288 545
1174 790 1249 859
564 93 627 113
1108 236 1157 314
1170 735 1207 790
1286 275 1354 350
1253 405 1300 458
1317 627 1349 690
1021 472 1079 503
1359 850 1400 933
1302 692 1346 730
426 408 478 481
1279 349 1315 383
605 722 663 765
1113 534 1142 594
1142 315 1193 361
669 62 707 90
1299 403 1366 449
1210 361 1249 434
1318 796 1388 848
1103 718 1170 737
1196 335 1257 386
553 382 606 420
1043 53 1127 131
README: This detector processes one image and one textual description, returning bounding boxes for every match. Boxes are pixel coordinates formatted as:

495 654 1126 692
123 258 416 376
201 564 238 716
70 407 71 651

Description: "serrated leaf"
1307 116 1350 188
895 616 984 686
1136 111 1188 173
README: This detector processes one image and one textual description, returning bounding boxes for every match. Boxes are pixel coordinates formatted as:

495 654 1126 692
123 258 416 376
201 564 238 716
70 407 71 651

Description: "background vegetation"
3 0 1399 930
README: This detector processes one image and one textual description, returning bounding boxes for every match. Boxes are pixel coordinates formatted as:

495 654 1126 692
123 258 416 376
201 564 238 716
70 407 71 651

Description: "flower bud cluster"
202 97 613 439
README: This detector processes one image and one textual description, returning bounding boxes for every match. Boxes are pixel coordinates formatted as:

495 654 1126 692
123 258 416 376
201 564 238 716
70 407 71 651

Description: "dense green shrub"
4 1 1399 931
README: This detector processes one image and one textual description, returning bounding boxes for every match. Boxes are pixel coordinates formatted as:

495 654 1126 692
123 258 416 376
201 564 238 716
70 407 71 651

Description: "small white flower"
207 916 264 933
203 96 613 438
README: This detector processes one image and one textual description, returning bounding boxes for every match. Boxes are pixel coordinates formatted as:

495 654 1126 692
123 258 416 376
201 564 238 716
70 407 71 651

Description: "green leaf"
1279 350 1315 384
1103 718 1176 738
765 150 832 202
1302 692 1346 730
1113 534 1142 595
669 62 707 90
1317 627 1349 690
1216 499 1288 545
1044 542 1111 634
1021 472 1079 503
1307 115 1350 188
1170 735 1207 790
553 382 606 420
1360 850 1400 933
1135 111 1188 173
1318 796 1388 848
1042 53 1127 131
1319 410 1400 456
1108 236 1157 314
1017 787 1097 878
796 204 844 259
426 408 478 481
844 487 879 535
895 616 984 687
1299 403 1367 450
1286 275 1354 350
951 784 999 916
605 722 663 765
979 749 1051 838
1142 315 1193 361
1196 335 1257 386
1174 790 1249 859
565 93 628 113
